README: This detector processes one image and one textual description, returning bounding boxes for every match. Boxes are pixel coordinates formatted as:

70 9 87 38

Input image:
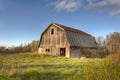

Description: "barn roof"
54 23 97 48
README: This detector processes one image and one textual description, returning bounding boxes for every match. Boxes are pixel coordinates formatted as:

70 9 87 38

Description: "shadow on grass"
9 64 83 80
21 62 83 69
10 70 73 80
27 64 77 69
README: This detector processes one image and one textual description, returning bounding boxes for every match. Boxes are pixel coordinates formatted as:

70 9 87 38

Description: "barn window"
48 49 50 52
46 49 50 52
51 29 54 35
46 49 48 52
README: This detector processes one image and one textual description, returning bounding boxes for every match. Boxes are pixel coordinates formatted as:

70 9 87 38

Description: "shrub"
83 48 96 58
106 53 120 64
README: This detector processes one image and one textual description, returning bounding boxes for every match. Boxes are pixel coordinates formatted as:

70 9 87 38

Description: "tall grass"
0 53 120 80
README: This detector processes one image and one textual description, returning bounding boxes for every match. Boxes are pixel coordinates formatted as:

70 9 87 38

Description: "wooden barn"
38 23 97 58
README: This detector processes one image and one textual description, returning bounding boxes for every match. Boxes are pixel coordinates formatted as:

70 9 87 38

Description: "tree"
0 46 6 54
96 36 105 48
105 32 120 54
96 36 108 58
29 40 39 52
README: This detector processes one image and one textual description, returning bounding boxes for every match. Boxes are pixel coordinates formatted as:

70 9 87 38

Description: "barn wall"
65 47 70 57
70 47 81 58
38 24 69 56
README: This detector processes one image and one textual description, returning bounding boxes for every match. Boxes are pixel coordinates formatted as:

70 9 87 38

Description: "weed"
0 53 120 80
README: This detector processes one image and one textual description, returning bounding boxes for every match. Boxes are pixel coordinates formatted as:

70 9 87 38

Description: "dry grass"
0 53 120 80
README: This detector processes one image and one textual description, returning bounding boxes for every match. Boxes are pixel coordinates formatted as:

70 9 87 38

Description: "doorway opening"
60 48 66 56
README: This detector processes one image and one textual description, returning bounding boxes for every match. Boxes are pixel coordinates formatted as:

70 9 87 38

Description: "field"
0 53 120 80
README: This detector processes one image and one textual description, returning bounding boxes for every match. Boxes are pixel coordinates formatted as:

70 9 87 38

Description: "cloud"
87 0 107 9
51 0 81 12
110 10 120 16
50 0 120 16
86 0 120 16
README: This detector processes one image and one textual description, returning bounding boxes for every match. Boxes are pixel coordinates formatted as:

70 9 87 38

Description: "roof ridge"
54 23 92 36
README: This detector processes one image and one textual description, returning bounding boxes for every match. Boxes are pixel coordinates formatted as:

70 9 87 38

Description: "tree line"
95 32 120 57
0 40 39 54
0 32 120 57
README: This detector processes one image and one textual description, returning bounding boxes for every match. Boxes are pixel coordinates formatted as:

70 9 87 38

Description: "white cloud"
50 0 120 15
110 10 120 16
87 1 107 9
86 0 120 16
52 0 81 12
108 0 120 5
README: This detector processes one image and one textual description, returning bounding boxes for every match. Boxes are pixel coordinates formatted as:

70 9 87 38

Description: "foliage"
95 32 120 57
28 40 39 52
82 48 97 58
0 40 39 54
106 32 120 54
96 47 108 58
106 53 120 64
0 46 6 54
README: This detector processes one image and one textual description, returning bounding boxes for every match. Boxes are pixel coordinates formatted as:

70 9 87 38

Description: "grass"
0 53 120 80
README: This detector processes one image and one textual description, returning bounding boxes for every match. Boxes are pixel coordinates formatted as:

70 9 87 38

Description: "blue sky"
0 0 120 47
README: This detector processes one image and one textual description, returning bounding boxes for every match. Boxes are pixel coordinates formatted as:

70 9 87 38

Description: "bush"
83 48 97 58
106 53 120 64
96 47 108 58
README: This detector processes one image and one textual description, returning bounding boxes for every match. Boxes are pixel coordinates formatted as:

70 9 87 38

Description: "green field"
0 53 120 80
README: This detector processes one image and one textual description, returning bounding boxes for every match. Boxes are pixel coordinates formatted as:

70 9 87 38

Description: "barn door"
60 48 66 56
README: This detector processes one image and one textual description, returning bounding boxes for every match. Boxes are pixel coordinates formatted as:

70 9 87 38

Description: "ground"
0 53 120 80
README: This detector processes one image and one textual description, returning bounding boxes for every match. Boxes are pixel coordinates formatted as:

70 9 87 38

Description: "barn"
38 23 97 58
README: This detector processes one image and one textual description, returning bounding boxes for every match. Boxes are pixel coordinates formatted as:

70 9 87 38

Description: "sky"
0 0 120 47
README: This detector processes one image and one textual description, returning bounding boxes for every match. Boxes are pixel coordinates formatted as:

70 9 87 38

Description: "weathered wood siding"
70 47 81 58
39 24 69 57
